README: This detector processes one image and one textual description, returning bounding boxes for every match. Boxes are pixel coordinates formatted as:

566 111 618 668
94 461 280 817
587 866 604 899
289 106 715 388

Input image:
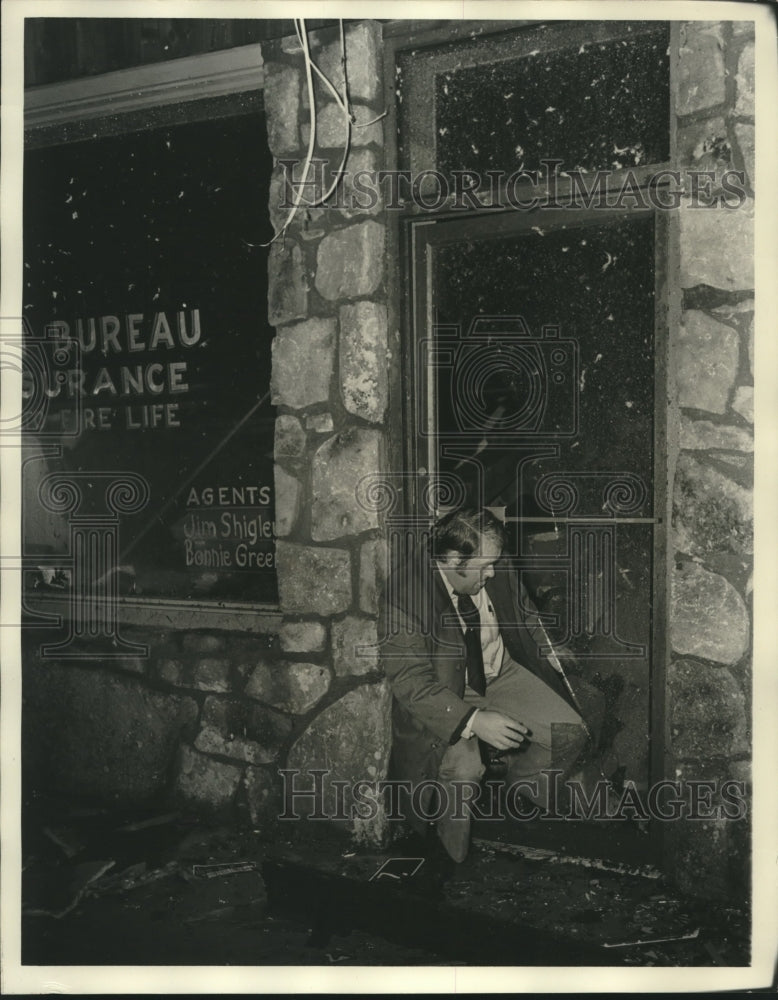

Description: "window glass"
23 111 278 603
398 23 670 176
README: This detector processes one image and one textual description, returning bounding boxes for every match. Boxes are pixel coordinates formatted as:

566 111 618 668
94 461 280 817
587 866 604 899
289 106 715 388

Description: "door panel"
412 210 661 856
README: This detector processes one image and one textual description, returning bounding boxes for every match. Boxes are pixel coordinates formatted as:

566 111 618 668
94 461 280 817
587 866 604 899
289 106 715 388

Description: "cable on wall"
255 19 386 248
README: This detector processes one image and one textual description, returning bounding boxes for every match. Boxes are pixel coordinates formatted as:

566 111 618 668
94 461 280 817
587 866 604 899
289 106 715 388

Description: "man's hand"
470 710 530 750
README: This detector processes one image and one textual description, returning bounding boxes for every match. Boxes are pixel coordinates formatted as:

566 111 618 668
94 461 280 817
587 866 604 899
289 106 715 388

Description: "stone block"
734 123 754 191
245 660 330 714
158 659 186 686
351 106 384 148
676 311 739 414
268 241 308 327
712 453 749 474
331 615 380 676
271 318 335 409
311 428 382 541
677 117 728 172
317 22 382 104
728 759 751 786
301 100 350 149
281 33 303 54
339 301 389 422
670 564 749 664
668 817 736 901
182 633 225 654
279 619 327 653
305 412 334 433
193 724 271 765
264 64 301 157
731 386 753 424
275 540 352 614
679 415 752 452
359 537 388 615
22 661 198 804
193 658 232 693
735 41 754 116
273 465 301 538
286 681 392 841
274 414 306 458
314 221 385 300
174 745 243 810
673 758 727 786
669 658 749 757
249 702 294 746
679 198 754 290
194 696 292 764
677 22 726 115
269 162 294 235
339 148 383 218
710 298 754 319
271 155 328 218
302 104 384 149
245 766 281 827
674 454 752 556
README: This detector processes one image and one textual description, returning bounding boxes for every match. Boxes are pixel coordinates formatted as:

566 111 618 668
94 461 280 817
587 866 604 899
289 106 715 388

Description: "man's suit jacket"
380 539 576 812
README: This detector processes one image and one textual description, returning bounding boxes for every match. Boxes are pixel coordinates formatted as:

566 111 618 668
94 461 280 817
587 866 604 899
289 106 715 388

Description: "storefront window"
23 108 278 604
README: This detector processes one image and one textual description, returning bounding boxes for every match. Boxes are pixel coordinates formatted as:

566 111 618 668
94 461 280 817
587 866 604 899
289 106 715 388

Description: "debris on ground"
20 796 751 967
23 860 115 919
89 860 179 896
602 927 700 949
192 861 258 879
42 825 87 859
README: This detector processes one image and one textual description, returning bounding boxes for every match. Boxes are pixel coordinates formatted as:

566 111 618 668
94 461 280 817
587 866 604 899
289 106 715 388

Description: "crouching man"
380 506 590 863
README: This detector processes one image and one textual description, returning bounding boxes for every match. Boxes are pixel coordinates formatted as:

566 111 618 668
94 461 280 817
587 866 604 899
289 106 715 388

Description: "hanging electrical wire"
253 19 387 248
295 17 352 208
253 18 319 248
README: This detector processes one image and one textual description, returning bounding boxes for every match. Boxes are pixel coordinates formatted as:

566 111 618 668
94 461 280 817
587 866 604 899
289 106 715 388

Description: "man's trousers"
435 652 589 862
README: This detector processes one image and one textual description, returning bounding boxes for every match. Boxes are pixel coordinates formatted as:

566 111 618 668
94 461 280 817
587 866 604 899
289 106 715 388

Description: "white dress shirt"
438 568 506 739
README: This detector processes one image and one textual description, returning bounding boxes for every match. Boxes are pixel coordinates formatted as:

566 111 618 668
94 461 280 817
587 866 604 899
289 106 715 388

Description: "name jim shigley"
183 485 275 569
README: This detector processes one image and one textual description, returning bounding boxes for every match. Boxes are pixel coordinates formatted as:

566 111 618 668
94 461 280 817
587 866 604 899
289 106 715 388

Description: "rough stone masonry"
669 19 754 901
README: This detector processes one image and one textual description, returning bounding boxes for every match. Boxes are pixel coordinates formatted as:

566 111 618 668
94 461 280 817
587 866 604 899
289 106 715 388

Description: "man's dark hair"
431 507 507 559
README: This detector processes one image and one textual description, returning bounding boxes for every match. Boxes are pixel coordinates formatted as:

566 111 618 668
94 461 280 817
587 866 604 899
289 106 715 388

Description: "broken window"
398 21 669 178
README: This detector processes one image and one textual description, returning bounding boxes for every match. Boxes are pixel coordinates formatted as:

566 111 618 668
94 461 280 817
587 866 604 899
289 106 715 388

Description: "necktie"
456 593 486 696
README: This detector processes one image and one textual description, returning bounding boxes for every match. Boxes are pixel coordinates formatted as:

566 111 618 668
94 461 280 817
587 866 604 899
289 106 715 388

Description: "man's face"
440 534 503 596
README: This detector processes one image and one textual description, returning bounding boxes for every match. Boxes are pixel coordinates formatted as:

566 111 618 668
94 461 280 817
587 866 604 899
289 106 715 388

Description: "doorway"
408 207 666 863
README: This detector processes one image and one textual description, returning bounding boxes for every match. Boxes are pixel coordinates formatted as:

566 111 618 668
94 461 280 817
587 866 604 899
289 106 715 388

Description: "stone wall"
23 625 289 824
667 20 754 900
262 20 393 846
